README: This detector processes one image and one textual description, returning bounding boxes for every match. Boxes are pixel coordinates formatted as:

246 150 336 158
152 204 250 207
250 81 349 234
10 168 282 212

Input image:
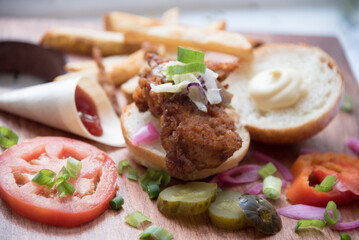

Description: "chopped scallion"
125 211 152 228
177 46 205 64
167 63 206 76
32 157 81 198
315 175 338 192
32 169 56 185
139 225 173 240
128 167 138 181
110 196 124 210
57 180 75 198
118 159 130 175
0 126 19 149
140 168 171 199
66 157 82 179
263 176 282 200
341 94 354 113
294 219 326 232
147 184 161 200
340 233 352 240
258 162 277 179
324 201 339 226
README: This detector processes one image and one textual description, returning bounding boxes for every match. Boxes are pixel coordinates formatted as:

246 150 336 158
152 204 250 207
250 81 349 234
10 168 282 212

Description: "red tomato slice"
0 137 117 227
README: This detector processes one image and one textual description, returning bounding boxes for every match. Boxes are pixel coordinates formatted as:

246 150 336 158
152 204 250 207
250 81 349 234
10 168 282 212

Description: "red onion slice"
210 164 261 187
331 220 359 231
132 122 160 146
255 152 293 182
277 204 343 222
244 180 287 195
347 137 359 156
187 82 208 112
244 183 263 194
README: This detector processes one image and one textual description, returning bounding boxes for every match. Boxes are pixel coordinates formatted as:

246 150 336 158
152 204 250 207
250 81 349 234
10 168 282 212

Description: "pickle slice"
208 190 248 230
157 182 217 216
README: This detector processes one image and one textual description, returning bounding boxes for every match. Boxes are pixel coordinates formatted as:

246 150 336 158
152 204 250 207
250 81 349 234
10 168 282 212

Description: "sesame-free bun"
120 103 250 180
225 43 344 144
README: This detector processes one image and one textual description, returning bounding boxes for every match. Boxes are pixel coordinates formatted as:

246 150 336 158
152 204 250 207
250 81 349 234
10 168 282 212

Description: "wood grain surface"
0 18 358 240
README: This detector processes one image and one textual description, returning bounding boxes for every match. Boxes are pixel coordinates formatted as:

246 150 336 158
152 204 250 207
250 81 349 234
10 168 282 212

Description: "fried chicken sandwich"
121 47 250 180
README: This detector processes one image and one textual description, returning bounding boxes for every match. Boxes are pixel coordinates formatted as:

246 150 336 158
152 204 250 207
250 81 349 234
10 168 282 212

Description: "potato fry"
120 75 139 103
65 55 128 72
109 49 144 85
104 11 161 32
125 25 253 60
205 20 226 31
161 8 180 25
56 49 144 85
40 27 140 56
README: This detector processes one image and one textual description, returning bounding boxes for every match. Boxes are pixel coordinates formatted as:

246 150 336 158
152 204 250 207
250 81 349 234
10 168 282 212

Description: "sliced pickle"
208 190 249 230
157 182 217 216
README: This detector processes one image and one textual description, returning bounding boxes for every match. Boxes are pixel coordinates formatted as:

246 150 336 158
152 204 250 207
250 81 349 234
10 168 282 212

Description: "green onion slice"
32 169 56 185
125 211 152 228
127 167 138 181
167 63 206 76
341 94 354 113
263 176 282 200
140 168 171 199
139 225 173 240
340 233 352 240
147 184 161 200
177 46 205 64
258 162 277 179
294 219 326 232
324 201 340 226
110 196 124 210
57 181 75 198
118 159 130 175
66 157 82 179
57 166 71 181
0 126 19 149
315 175 338 192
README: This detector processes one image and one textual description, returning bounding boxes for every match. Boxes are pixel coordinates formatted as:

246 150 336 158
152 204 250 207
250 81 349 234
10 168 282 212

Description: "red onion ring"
255 152 293 181
331 220 359 231
244 180 287 195
277 204 343 222
209 164 262 187
132 122 160 146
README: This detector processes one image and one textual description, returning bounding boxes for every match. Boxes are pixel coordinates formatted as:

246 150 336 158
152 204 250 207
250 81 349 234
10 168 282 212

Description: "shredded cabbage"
150 61 222 112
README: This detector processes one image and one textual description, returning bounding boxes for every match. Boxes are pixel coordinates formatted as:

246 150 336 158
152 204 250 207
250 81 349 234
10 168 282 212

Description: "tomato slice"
286 152 359 207
0 137 117 227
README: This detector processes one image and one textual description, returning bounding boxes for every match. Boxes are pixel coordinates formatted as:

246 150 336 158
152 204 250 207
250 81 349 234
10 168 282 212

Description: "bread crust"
120 103 250 180
229 43 344 144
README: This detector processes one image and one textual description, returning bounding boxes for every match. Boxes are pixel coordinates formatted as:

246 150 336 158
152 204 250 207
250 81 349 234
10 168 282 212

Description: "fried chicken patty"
133 53 242 176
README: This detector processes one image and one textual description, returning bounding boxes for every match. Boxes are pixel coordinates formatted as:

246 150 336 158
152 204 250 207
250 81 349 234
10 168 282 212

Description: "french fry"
109 49 144 85
56 49 144 85
161 8 180 25
205 20 226 31
65 55 128 72
124 25 253 60
120 75 140 102
40 27 140 56
104 12 161 32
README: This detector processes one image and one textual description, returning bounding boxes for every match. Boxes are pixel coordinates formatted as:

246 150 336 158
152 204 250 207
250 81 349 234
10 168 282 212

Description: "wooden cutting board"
0 19 358 240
